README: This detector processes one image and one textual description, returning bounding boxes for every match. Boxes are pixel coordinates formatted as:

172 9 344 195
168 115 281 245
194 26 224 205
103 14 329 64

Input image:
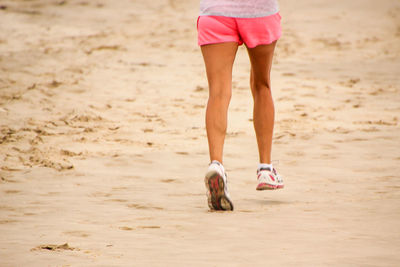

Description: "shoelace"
273 169 283 183
258 168 283 183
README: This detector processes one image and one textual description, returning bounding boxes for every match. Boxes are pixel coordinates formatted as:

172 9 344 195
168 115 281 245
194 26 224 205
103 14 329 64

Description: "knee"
251 79 271 95
209 87 232 103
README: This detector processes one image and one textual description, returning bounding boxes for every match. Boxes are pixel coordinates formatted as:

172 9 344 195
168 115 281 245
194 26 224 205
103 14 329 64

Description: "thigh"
201 42 239 95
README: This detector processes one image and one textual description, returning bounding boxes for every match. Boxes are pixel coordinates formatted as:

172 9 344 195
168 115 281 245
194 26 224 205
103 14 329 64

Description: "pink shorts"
197 13 282 48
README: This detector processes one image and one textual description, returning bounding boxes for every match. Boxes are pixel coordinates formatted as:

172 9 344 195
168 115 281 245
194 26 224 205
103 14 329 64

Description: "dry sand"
1 0 400 266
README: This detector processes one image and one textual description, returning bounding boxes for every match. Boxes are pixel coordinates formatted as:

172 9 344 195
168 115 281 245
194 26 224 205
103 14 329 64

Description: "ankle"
210 160 225 174
258 162 273 172
210 160 222 165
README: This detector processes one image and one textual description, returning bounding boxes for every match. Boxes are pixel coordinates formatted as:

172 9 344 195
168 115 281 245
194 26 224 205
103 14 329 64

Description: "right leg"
202 42 237 211
201 42 238 164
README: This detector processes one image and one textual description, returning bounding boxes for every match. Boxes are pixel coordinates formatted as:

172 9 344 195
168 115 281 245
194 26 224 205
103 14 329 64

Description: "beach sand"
1 0 400 266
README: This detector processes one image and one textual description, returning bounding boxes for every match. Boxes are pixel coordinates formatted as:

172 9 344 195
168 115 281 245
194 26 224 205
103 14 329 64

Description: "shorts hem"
198 40 242 46
245 35 281 48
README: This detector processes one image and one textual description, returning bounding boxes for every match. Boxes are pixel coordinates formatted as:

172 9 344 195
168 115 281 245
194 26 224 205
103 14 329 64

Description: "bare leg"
247 42 277 164
201 42 238 164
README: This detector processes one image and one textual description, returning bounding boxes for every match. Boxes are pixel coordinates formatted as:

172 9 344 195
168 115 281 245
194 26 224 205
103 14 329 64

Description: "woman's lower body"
198 13 284 211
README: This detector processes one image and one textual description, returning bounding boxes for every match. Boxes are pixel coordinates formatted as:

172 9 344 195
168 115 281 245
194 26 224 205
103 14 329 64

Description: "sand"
1 0 400 266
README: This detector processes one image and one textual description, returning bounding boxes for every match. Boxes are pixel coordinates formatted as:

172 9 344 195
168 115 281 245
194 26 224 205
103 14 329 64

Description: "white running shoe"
204 161 234 211
256 167 284 190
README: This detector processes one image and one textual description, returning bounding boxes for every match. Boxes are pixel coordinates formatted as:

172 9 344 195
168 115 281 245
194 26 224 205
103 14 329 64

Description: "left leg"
247 42 277 164
247 42 284 190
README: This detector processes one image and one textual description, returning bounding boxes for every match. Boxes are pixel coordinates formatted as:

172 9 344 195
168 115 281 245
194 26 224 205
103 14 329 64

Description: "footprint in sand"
90 191 112 198
300 93 316 97
286 151 304 157
361 127 380 132
119 226 134 231
4 190 21 194
0 219 19 224
194 85 206 92
325 127 351 134
107 199 128 203
64 231 90 238
127 203 163 210
0 176 19 183
112 186 129 191
143 128 153 133
175 151 188 155
277 96 295 101
137 226 161 229
60 149 83 157
281 72 296 77
194 104 205 109
339 78 360 88
161 179 178 183
353 120 397 126
319 153 337 160
335 137 367 143
321 144 337 150
32 243 78 251
85 45 123 55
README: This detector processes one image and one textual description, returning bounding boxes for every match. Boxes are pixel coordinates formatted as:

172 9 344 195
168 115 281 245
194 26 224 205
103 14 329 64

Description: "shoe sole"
256 183 284 190
205 171 234 211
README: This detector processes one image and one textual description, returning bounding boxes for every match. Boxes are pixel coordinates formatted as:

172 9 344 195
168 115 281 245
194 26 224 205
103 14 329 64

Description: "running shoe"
256 167 284 190
204 161 234 211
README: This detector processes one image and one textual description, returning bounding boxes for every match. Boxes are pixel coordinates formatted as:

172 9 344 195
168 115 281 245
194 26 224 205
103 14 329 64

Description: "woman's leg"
201 42 239 164
246 41 277 164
